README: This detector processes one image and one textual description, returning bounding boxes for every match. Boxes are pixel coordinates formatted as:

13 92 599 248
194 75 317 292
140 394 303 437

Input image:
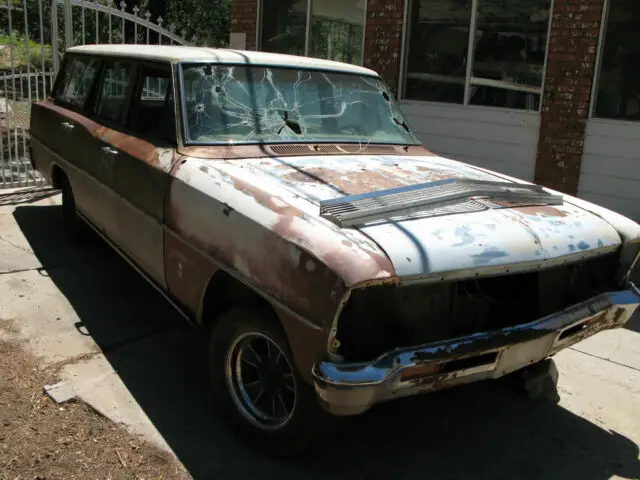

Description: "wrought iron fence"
0 0 190 189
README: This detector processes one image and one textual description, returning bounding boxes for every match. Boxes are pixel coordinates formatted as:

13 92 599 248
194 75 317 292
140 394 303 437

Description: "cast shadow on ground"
13 204 640 480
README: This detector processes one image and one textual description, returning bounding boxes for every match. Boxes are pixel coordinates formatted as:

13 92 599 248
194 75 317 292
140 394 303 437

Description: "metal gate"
0 0 190 189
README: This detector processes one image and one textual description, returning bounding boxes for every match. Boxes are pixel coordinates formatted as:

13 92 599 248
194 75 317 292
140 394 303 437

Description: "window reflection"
405 0 471 104
469 0 550 110
403 0 551 111
310 0 365 65
260 0 307 56
594 0 640 121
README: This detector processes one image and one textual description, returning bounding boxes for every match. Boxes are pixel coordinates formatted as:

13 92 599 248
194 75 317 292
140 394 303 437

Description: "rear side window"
56 56 99 108
130 65 176 143
94 60 134 123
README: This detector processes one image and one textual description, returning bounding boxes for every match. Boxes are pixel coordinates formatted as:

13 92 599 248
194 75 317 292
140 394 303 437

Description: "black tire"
208 305 337 457
59 174 93 242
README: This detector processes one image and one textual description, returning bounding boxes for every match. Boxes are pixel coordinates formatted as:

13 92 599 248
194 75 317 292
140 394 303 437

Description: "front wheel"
208 305 337 457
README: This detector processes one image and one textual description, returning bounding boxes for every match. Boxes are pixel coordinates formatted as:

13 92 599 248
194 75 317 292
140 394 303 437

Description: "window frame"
128 61 178 146
588 0 640 124
398 0 555 113
256 0 368 66
52 53 103 113
90 57 138 127
176 61 420 147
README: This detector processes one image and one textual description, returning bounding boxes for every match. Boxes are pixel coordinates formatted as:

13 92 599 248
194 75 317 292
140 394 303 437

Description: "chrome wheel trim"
225 331 297 431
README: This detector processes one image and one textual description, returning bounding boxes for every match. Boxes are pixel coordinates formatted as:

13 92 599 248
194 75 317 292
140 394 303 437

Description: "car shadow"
13 204 640 480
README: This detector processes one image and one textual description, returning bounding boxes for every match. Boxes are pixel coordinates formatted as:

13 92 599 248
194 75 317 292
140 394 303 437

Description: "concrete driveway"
1 187 639 480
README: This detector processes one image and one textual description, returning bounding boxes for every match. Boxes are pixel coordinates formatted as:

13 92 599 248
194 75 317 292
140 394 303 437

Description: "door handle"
101 146 118 155
61 121 75 130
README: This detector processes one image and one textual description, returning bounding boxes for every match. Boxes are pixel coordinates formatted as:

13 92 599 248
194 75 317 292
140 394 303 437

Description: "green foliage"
165 0 230 47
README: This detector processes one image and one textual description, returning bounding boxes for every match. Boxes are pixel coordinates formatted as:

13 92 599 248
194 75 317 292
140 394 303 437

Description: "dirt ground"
0 336 190 480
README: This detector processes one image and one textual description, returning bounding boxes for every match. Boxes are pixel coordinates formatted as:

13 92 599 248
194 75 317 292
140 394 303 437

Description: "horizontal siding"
400 101 540 182
579 119 640 221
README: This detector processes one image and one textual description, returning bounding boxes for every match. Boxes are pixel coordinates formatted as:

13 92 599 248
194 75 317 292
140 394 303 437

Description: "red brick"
534 0 604 195
231 0 257 50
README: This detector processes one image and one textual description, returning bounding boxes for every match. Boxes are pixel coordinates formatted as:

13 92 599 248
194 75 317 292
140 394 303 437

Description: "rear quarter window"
55 56 100 108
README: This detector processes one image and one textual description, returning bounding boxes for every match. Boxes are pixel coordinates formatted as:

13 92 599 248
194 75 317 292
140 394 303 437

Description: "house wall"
578 120 640 221
400 101 540 181
533 0 605 195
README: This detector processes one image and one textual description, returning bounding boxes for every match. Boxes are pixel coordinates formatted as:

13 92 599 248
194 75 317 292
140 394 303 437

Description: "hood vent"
270 144 399 156
319 178 564 228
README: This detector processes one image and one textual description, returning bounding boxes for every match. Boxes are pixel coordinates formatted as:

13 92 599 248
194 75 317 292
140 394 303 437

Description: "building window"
260 0 307 56
593 0 640 121
260 0 365 65
404 0 552 111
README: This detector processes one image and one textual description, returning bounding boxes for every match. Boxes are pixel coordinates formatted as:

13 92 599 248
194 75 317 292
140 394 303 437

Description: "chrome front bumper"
313 288 640 416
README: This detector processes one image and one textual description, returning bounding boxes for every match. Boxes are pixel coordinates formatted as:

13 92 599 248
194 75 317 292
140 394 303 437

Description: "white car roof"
67 44 378 76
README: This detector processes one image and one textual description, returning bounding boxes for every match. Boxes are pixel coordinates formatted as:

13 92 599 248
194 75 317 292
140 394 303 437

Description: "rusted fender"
165 156 397 328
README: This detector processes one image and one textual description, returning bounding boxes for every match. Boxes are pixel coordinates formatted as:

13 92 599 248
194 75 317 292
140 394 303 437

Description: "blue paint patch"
553 245 559 250
453 226 474 247
568 244 576 252
597 239 604 248
574 222 583 227
577 241 590 250
471 247 509 265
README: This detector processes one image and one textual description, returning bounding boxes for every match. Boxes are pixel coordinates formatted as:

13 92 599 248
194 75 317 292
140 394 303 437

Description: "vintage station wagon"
30 45 640 456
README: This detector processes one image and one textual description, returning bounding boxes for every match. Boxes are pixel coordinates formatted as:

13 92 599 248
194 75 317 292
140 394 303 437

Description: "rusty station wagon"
30 44 640 456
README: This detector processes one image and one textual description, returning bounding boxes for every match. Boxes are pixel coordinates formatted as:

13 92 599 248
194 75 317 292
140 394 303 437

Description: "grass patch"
0 33 53 72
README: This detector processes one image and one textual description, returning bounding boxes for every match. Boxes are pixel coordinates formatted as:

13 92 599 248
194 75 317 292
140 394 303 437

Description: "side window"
130 66 176 143
56 56 99 108
94 61 134 123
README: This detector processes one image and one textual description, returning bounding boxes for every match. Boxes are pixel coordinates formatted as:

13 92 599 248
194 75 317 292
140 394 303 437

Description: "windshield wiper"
393 117 410 132
278 110 302 135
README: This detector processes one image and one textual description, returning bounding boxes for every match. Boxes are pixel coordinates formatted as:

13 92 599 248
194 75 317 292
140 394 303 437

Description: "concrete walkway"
1 187 639 480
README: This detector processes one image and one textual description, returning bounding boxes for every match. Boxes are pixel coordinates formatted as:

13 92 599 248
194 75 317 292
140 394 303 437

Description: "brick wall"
363 0 405 95
534 0 605 195
231 0 258 50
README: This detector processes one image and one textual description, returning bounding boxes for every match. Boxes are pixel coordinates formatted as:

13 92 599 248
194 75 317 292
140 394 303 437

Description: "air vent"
338 144 398 154
270 144 315 155
319 178 563 227
269 144 400 156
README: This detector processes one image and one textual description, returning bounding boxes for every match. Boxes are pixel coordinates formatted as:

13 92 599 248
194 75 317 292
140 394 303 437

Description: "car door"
89 59 178 288
30 54 107 230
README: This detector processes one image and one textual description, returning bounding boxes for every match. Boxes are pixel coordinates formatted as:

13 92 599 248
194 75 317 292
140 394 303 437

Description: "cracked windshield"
181 64 419 145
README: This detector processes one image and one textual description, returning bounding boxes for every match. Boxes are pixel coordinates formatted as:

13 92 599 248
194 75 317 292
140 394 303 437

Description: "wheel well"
200 270 275 330
50 164 66 189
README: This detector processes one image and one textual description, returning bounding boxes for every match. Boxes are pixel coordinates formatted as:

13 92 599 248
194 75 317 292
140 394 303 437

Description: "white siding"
579 119 640 221
399 101 541 182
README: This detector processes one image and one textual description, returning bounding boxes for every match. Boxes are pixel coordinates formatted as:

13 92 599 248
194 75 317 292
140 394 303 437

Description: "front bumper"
313 288 640 416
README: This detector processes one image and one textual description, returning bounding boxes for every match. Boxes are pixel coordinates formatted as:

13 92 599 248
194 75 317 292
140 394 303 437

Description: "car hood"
212 154 624 282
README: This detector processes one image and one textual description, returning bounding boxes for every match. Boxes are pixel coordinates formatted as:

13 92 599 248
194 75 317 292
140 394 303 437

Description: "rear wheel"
59 174 92 242
208 305 337 457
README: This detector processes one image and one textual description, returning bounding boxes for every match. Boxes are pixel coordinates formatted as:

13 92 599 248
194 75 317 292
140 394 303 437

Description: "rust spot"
229 176 305 218
406 257 412 263
492 201 569 218
282 166 451 196
612 307 626 324
342 239 353 247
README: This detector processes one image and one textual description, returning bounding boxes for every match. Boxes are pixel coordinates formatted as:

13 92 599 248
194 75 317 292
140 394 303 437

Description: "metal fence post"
51 0 60 74
64 0 73 50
